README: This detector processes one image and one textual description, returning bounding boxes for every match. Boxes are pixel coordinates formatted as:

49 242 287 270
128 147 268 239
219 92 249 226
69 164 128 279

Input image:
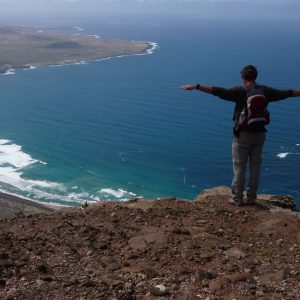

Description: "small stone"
40 275 54 282
218 242 232 250
37 264 48 273
258 269 288 283
224 247 246 259
276 239 283 245
177 266 193 276
0 279 6 288
81 279 96 287
137 273 147 280
209 278 228 291
136 282 145 288
200 253 214 261
150 284 169 296
142 267 159 279
195 269 216 280
224 272 251 283
197 220 208 225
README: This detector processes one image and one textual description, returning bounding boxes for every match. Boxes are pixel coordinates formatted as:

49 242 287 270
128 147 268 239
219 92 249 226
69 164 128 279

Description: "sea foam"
0 139 63 198
74 26 84 31
0 139 140 205
2 69 16 76
100 188 137 200
277 152 289 159
0 139 40 168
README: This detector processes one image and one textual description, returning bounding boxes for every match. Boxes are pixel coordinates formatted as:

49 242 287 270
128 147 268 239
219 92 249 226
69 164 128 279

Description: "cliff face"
0 187 299 299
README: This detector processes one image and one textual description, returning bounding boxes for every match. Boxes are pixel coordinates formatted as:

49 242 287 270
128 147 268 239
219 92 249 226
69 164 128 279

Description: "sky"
0 0 299 25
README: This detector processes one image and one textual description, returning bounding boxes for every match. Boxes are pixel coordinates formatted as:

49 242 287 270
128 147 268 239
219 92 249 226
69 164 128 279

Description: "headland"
0 26 152 74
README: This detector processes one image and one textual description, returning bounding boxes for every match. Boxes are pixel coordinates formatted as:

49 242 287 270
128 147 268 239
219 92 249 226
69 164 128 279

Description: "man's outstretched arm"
179 84 244 102
179 84 213 94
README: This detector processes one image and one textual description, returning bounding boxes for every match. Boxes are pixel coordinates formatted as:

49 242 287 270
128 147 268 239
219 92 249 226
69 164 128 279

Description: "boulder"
128 232 168 251
196 186 231 201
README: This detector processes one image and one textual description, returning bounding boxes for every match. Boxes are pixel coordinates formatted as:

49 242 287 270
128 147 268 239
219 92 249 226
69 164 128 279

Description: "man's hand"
179 84 213 94
179 84 197 90
292 90 300 97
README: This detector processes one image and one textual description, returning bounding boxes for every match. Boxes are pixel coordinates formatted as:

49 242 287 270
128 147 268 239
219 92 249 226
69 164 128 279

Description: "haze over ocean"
0 6 300 206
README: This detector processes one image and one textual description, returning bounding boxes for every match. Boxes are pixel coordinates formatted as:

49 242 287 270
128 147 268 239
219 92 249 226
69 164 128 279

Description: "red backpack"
238 86 270 129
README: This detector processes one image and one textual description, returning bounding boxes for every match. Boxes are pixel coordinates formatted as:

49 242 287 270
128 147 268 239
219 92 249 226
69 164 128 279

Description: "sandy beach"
0 192 56 220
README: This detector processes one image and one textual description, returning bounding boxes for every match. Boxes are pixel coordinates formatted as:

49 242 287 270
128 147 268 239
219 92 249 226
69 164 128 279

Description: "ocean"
0 18 300 207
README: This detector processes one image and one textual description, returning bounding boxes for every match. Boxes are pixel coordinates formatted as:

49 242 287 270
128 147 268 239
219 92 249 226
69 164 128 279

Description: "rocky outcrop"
0 189 299 299
197 186 297 210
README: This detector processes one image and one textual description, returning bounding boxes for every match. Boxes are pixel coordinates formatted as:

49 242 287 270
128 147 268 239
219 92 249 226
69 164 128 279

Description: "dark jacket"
212 83 293 132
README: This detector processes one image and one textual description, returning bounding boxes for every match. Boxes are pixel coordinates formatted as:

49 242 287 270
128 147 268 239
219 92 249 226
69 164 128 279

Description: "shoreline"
0 186 297 221
0 191 58 220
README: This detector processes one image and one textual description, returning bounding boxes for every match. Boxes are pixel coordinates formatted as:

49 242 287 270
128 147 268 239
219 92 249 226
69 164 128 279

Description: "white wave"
146 42 158 55
88 34 100 39
296 144 299 146
74 26 84 31
74 61 88 65
0 139 63 198
26 189 94 205
2 69 15 76
95 57 111 62
0 139 141 205
129 41 158 57
100 188 137 199
94 41 158 63
0 139 12 145
22 66 37 71
0 139 40 168
277 152 289 159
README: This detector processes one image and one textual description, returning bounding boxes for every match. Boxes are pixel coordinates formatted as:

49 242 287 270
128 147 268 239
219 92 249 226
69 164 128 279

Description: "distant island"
0 26 153 74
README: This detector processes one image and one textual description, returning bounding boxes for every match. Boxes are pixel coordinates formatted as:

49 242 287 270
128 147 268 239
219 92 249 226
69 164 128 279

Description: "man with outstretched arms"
180 65 300 206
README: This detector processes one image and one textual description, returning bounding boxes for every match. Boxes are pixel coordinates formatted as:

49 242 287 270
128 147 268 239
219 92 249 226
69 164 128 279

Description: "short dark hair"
241 65 258 81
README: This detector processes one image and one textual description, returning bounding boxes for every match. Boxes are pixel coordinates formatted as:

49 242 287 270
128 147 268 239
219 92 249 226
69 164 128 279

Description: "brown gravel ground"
0 188 299 299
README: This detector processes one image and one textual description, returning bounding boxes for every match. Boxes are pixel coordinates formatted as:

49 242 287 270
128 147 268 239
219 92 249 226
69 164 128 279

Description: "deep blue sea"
0 18 300 207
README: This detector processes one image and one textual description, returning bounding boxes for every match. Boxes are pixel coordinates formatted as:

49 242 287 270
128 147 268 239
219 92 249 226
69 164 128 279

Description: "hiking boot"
229 198 243 206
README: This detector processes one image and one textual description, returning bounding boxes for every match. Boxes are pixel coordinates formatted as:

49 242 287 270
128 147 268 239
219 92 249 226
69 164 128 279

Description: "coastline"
0 191 58 220
0 186 296 221
0 24 157 76
0 41 157 75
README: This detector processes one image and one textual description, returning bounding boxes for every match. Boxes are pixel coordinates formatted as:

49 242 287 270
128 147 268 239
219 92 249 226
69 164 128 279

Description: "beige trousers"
232 131 266 202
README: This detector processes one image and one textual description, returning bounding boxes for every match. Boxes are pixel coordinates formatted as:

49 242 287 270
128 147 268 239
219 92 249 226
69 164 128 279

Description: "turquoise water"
0 19 300 206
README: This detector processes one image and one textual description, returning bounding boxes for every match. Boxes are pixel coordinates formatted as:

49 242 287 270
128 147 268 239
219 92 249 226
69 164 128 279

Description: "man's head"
241 65 258 84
